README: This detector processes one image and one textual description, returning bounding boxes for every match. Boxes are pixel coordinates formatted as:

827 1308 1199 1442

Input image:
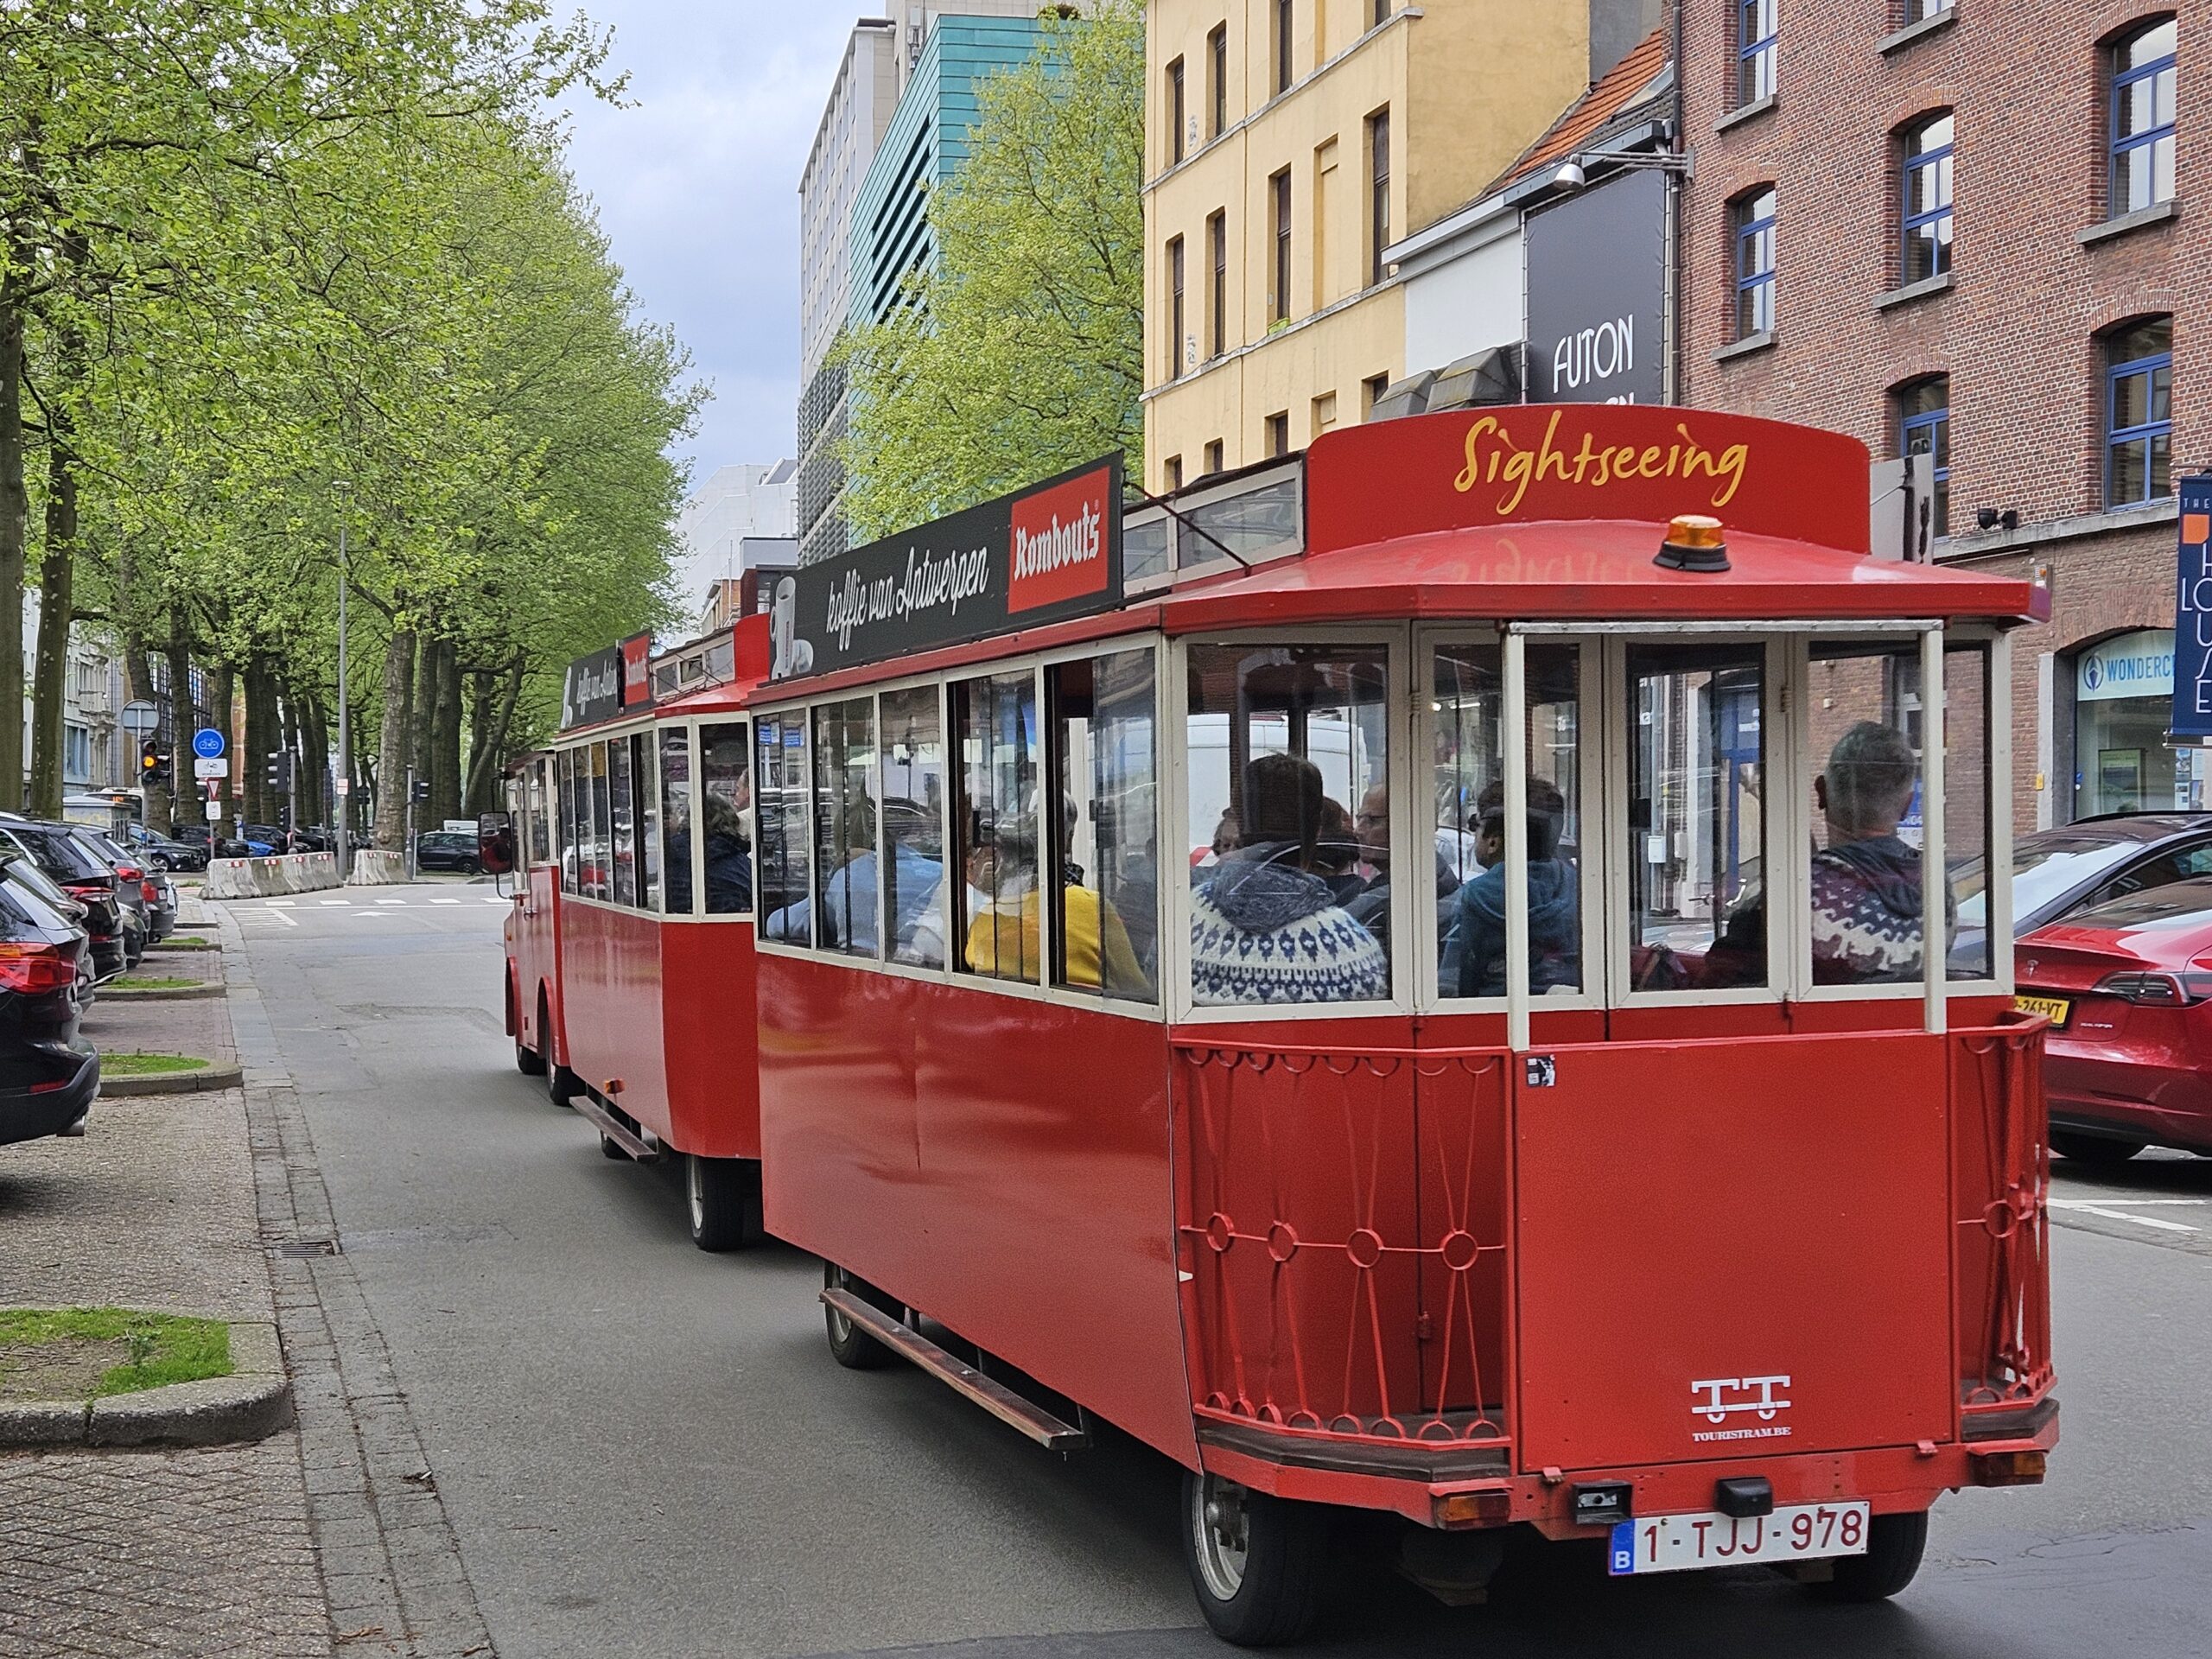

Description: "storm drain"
269 1237 341 1258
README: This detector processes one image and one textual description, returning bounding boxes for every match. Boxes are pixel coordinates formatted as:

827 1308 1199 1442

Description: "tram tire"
687 1154 759 1252
1180 1470 1330 1646
515 1032 547 1077
1815 1509 1927 1603
539 992 575 1106
823 1263 899 1370
2049 1128 2145 1165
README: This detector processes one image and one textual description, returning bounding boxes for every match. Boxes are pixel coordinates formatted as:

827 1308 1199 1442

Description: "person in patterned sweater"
1192 753 1389 1006
1811 721 1949 983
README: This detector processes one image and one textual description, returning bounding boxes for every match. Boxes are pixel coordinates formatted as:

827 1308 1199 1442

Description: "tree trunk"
463 668 493 815
124 639 168 833
374 628 416 850
28 398 79 819
431 639 462 826
163 607 193 837
464 655 526 817
411 631 436 798
0 291 24 812
301 692 329 828
241 657 274 828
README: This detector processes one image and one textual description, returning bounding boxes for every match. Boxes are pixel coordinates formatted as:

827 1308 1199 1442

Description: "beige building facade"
1141 1 1606 493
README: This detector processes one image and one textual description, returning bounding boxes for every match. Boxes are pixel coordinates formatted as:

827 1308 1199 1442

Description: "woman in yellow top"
962 830 1148 995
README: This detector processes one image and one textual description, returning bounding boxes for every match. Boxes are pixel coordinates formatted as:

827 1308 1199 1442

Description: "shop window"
2109 18 2177 219
1624 645 1765 992
2105 315 2173 505
1738 0 1777 105
660 727 694 915
1186 642 1391 1007
1048 649 1159 1001
1732 186 1777 338
880 684 946 966
753 714 808 939
954 671 1043 984
1900 112 1955 283
802 697 878 957
1897 376 1950 537
1431 644 1584 1000
700 721 752 915
2071 629 2197 818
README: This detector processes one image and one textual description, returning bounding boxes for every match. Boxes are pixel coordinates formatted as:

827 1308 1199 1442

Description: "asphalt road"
226 888 2212 1659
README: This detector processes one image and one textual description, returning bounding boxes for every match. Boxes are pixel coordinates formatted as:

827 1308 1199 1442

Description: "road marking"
2052 1197 2209 1206
267 900 296 908
319 899 349 907
2050 1198 2200 1234
430 898 460 906
377 899 406 906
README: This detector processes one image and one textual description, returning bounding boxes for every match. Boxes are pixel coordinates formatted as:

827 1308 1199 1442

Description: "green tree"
840 2 1143 545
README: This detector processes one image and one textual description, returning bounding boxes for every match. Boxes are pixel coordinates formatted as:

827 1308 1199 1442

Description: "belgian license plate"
1607 1503 1871 1575
2015 994 2071 1029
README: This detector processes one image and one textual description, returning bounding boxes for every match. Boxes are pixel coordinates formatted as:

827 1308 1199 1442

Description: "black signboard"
561 644 624 728
1523 166 1668 407
771 455 1123 681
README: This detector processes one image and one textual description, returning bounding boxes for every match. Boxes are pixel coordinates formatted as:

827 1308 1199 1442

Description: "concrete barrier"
346 849 410 887
201 853 340 900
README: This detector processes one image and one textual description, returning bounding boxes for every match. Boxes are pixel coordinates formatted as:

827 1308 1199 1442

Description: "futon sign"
771 455 1123 681
2171 475 2212 737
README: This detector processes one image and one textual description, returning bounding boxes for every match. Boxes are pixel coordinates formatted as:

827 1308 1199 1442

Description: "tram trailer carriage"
505 408 2058 1643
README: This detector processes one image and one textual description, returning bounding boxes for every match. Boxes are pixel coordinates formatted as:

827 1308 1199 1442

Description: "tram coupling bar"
1714 1477 1774 1518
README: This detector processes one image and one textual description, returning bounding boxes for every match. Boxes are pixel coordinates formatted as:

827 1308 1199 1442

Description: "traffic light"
264 751 295 793
410 778 431 803
139 740 168 788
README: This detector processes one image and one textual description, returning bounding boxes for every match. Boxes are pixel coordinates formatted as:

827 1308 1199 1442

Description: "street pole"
404 766 416 882
334 480 351 880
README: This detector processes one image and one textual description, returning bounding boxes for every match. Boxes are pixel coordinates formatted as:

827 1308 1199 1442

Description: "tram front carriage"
747 408 2055 1643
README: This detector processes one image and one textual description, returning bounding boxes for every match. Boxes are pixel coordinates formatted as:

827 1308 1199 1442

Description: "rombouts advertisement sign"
771 455 1123 681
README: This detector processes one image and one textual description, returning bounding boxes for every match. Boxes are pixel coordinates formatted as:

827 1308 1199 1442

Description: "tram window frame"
753 711 811 941
607 732 637 906
811 697 881 958
635 730 663 913
697 718 755 921
1415 627 1604 1013
556 747 577 895
585 741 613 902
1046 646 1162 1005
951 667 1048 988
659 724 696 917
526 759 550 872
878 682 951 973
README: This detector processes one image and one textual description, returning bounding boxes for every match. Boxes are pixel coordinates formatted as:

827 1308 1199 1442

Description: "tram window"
1942 645 1993 981
802 698 879 957
753 715 804 933
659 727 694 916
526 761 550 872
1432 644 1583 999
607 735 637 907
1186 644 1391 1007
584 741 612 901
953 671 1043 985
880 685 947 967
1626 645 1765 991
1802 644 1930 985
1048 650 1158 1002
700 721 753 917
634 732 662 912
556 749 578 895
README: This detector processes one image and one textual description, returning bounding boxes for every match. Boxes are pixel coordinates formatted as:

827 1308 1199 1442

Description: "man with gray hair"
1810 720 1942 983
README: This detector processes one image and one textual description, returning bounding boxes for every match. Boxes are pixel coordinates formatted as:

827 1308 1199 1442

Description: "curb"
97 982 225 1002
99 1061 246 1097
145 938 223 956
0 1319 292 1450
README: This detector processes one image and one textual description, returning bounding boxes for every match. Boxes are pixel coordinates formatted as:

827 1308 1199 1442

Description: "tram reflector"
1433 1487 1514 1529
1969 1449 2047 1487
1655 514 1731 573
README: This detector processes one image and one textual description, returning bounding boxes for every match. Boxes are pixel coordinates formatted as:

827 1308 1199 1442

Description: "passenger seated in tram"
1452 779 1580 1000
702 792 752 914
962 819 1147 991
1343 783 1463 962
1809 721 1948 983
1190 753 1389 1007
764 799 940 949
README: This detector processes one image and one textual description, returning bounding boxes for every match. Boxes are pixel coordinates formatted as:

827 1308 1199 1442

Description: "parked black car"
0 864 96 1147
415 830 483 874
124 822 208 873
0 854 94 1010
0 821 130 980
1950 812 2212 973
170 822 252 861
71 829 156 967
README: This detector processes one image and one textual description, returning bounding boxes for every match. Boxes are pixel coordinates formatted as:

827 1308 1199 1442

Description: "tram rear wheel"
515 1031 547 1077
1180 1470 1329 1646
687 1154 760 1252
823 1263 900 1370
1814 1509 1927 1602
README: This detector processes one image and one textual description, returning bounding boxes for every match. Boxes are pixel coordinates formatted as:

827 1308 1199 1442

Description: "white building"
674 461 797 601
20 597 126 795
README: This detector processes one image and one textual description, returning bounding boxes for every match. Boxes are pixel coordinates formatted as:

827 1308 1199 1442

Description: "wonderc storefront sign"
2172 476 2212 735
1522 167 1668 407
770 455 1123 681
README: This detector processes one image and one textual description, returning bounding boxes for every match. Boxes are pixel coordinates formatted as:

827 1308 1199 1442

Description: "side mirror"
478 811 517 876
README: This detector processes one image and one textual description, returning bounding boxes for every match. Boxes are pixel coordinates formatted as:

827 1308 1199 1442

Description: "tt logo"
1691 1375 1792 1424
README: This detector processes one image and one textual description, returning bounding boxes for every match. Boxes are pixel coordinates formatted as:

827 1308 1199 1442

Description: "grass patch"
109 975 200 991
100 1052 212 1077
151 936 218 950
0 1307 232 1400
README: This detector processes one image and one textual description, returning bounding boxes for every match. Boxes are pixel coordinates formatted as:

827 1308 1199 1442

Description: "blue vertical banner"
2175 476 2212 737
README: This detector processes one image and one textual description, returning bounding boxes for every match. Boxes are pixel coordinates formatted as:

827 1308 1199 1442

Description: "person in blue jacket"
1454 779 1580 999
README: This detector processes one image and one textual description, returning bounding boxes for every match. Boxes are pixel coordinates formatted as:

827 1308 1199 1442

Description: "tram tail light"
1654 514 1731 574
1433 1487 1513 1529
1969 1449 2047 1487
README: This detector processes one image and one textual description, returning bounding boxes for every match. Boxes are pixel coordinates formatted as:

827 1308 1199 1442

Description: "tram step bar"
571 1090 660 1161
821 1287 1090 1453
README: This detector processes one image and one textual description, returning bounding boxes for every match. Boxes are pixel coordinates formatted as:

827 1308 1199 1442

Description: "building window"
1168 234 1185 381
1207 209 1227 358
1164 454 1183 491
1904 0 1952 21
1168 55 1186 164
1209 23 1228 137
1738 0 1777 105
1205 439 1224 474
1265 411 1291 456
1271 168 1292 321
1897 377 1950 538
1373 0 1391 22
1732 186 1777 338
1274 0 1294 94
1900 111 1954 284
2109 18 2177 219
1363 371 1389 413
1312 391 1338 435
1367 107 1390 287
2107 315 2174 506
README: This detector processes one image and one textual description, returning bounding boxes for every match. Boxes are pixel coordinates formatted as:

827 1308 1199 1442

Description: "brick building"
1681 0 2201 834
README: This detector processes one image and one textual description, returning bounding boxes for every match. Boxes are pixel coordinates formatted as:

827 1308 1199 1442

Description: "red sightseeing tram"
502 406 2057 1643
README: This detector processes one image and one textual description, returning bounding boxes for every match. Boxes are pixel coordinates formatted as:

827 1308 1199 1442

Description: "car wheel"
2050 1129 2146 1164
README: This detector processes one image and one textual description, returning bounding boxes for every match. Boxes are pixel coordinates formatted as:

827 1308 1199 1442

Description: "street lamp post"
334 480 352 880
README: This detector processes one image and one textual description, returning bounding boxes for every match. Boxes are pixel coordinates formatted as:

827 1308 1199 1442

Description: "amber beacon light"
1655 514 1731 573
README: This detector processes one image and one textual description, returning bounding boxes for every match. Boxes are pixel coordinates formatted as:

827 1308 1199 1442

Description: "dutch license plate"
2015 994 2071 1029
1607 1502 1871 1576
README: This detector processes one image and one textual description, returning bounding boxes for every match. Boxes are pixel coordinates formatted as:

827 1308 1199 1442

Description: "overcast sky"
560 4 856 489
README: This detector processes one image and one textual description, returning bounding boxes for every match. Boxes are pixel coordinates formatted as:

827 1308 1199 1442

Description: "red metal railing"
1173 1041 1513 1448
1951 1016 2055 1416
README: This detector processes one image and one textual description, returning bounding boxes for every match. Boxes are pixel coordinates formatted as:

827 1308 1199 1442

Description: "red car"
2016 874 2212 1163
